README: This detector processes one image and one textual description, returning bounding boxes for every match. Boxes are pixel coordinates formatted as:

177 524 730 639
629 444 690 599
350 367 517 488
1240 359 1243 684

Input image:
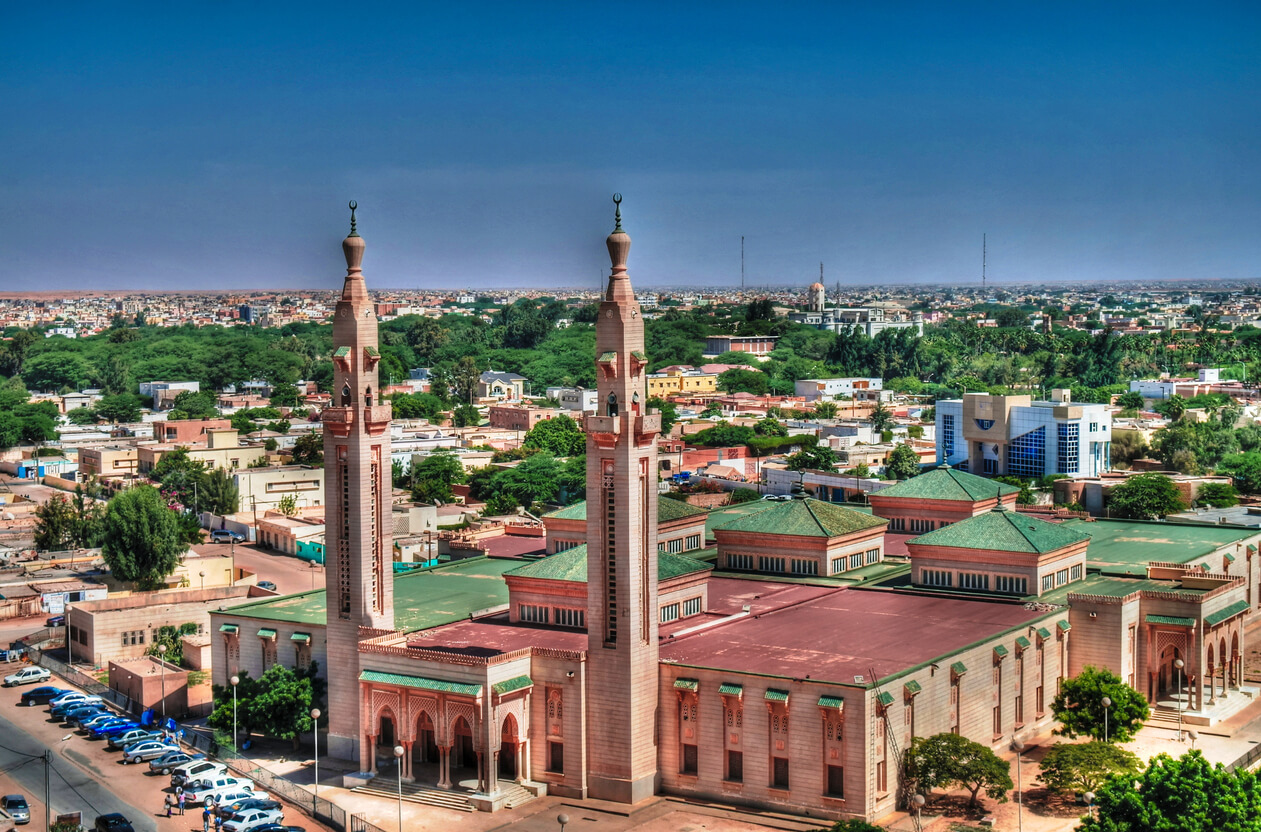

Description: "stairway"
352 779 475 813
497 781 535 809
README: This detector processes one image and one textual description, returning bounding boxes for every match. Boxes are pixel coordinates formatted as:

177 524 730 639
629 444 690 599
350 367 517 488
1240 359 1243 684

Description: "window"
685 534 702 551
984 457 998 475
866 548 880 564
1008 426 1047 478
827 765 845 798
992 705 1002 736
910 518 935 532
726 750 743 783
1056 568 1070 586
975 419 995 430
554 607 585 628
941 414 955 458
662 538 684 554
1041 574 1055 592
849 553 862 569
772 757 790 789
791 558 818 576
921 569 952 587
995 575 1028 595
548 741 564 773
1089 422 1098 433
682 597 702 617
1070 564 1083 581
1057 423 1080 474
660 603 680 623
520 604 549 624
681 744 698 775
960 572 989 591
759 556 786 573
888 517 906 532
727 553 753 570
831 556 847 574
876 759 887 793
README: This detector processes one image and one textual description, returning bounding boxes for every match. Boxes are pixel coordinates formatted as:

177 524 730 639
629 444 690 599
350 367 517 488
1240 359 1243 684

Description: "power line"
49 757 104 818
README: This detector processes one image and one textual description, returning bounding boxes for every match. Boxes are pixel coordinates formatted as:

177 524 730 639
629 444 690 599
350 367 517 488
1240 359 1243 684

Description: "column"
436 746 451 789
490 750 500 795
1208 664 1216 704
367 733 378 775
520 739 529 783
402 741 413 781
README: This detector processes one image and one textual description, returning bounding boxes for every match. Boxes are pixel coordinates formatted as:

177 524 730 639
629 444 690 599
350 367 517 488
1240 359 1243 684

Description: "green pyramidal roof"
874 466 1019 502
544 499 708 523
713 498 886 538
910 508 1090 554
506 544 712 583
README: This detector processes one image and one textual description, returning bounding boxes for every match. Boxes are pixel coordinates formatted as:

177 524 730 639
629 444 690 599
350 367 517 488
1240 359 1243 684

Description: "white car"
171 760 228 787
186 778 255 805
221 807 282 832
208 790 268 820
3 667 51 687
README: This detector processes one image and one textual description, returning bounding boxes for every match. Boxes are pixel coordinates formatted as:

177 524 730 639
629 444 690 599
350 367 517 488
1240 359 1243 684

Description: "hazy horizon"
3 3 1258 292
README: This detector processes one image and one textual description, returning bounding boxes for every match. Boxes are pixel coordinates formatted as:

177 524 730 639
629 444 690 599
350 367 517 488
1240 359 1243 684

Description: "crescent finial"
348 200 359 237
612 193 623 232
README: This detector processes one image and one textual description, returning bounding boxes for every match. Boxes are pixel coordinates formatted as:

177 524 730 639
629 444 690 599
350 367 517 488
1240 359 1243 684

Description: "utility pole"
44 749 50 832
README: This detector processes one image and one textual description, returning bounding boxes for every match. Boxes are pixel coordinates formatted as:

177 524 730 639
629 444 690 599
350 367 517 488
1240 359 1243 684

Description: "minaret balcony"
634 413 661 445
323 406 355 437
586 414 620 449
364 404 393 436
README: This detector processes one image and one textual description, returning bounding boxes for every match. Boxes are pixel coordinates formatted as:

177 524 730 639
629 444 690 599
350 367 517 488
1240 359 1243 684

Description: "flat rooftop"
659 587 1056 688
405 615 588 656
1039 572 1215 603
221 556 516 631
1061 518 1256 576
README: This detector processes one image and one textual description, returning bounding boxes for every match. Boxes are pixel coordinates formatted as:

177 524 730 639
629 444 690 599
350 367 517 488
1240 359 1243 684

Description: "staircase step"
352 783 475 813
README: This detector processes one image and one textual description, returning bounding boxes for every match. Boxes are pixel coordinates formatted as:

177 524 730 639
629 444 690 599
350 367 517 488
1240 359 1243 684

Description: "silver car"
2 795 30 825
121 739 179 764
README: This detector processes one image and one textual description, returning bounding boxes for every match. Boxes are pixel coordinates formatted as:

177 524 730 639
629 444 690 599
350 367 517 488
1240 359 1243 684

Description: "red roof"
407 615 588 655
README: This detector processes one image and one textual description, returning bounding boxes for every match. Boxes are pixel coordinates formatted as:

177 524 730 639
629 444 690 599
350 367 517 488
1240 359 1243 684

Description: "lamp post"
1188 730 1198 750
311 708 321 800
230 675 240 751
1174 657 1185 741
1011 739 1025 832
1102 695 1112 743
911 794 926 832
157 643 168 721
393 745 405 832
199 570 206 591
557 814 569 832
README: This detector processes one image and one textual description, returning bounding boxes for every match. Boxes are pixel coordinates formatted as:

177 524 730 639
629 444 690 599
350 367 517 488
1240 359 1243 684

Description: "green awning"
333 346 351 358
364 346 380 358
718 683 743 697
993 644 1009 658
1145 614 1196 627
360 670 482 698
1015 636 1032 650
673 678 700 692
1205 600 1250 627
1057 620 1072 633
256 628 277 640
598 351 617 363
1224 553 1236 564
818 695 844 711
764 688 790 702
904 680 922 696
218 624 239 634
492 675 532 696
1037 627 1052 640
876 691 895 707
951 661 967 675
1200 562 1212 572
289 632 311 644
631 350 648 361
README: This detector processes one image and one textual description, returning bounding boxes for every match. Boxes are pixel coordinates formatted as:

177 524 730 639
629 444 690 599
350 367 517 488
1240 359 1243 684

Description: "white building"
936 390 1111 478
545 386 599 413
794 377 883 401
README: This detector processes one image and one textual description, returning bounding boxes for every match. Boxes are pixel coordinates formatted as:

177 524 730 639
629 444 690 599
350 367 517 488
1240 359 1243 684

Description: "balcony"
322 406 354 437
364 404 393 436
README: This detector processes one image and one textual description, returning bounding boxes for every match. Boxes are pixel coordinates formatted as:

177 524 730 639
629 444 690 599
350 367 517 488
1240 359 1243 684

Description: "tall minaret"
585 195 661 803
322 202 394 764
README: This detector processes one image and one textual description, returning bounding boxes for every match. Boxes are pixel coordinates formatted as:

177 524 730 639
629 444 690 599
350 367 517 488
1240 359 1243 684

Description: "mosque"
211 201 1255 823
787 280 924 337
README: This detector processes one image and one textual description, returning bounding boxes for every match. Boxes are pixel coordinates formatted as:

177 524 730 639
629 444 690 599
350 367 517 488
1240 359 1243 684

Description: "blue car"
92 720 139 739
78 713 120 731
63 704 108 724
53 696 104 718
19 686 67 707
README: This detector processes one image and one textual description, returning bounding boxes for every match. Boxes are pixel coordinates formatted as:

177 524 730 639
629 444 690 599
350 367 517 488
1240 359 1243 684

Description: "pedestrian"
202 805 211 832
213 809 222 832
178 790 186 815
164 794 173 818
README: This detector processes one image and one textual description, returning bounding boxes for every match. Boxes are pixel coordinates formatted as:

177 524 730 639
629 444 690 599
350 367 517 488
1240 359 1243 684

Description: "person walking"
164 794 173 818
202 805 211 832
177 790 186 815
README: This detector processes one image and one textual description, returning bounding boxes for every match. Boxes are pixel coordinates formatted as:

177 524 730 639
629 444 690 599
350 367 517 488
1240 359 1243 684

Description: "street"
218 542 325 595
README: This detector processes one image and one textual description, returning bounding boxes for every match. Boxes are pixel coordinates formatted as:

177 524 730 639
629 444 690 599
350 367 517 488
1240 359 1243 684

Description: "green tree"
411 450 466 504
753 416 788 437
1195 482 1238 508
522 414 586 456
786 446 838 472
1037 741 1143 795
868 400 895 434
1162 394 1187 422
1080 751 1261 832
34 488 105 551
208 663 326 751
905 732 1013 808
277 494 299 517
390 392 445 421
1051 666 1148 742
200 466 240 515
146 622 200 666
269 383 300 408
843 462 871 477
885 443 921 480
21 352 94 391
691 422 756 447
167 390 219 419
290 432 324 467
717 368 769 395
647 397 677 435
94 393 143 424
813 400 838 419
452 403 480 427
730 488 761 504
995 476 1036 505
101 485 186 590
1116 391 1144 410
1106 473 1186 519
452 356 480 404
66 406 99 426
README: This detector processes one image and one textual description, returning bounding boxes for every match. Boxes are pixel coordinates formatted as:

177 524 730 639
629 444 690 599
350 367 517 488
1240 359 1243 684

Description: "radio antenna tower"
741 236 745 292
982 233 987 296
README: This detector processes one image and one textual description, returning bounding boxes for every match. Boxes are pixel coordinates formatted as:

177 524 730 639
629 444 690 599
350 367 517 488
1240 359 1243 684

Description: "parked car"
121 739 179 764
185 777 255 805
171 760 228 787
53 696 104 717
251 825 303 832
0 646 28 662
220 805 280 832
108 727 162 750
3 666 51 687
44 615 65 628
2 795 30 825
92 720 140 739
49 690 93 709
256 581 277 592
94 814 134 832
217 798 281 819
64 704 109 724
78 712 121 731
19 686 66 706
210 530 245 544
149 750 205 776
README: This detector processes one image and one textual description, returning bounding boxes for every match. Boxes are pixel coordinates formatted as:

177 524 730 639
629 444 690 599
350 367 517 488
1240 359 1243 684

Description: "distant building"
936 390 1111 478
703 334 777 356
646 368 719 398
546 386 598 413
487 404 557 432
788 283 924 336
478 370 526 400
794 377 883 401
138 380 200 409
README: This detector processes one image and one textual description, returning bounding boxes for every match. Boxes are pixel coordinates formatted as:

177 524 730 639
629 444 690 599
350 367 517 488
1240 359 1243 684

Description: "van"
171 760 228 788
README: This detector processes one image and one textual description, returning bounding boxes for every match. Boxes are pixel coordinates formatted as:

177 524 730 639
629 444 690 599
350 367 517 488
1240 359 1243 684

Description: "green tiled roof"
876 691 895 706
333 346 351 358
361 670 483 697
714 498 886 539
598 351 617 362
364 346 380 358
818 695 845 710
219 624 238 634
290 632 311 644
257 628 277 639
1205 600 1250 627
951 661 968 675
492 675 532 695
1063 518 1257 575
904 680 922 695
505 545 712 584
910 508 1090 554
1015 636 1031 649
544 499 707 524
673 678 700 691
993 644 1009 658
718 683 743 697
631 350 648 361
1057 620 1072 632
1145 614 1196 627
1224 553 1236 564
873 465 1019 502
1037 627 1052 640
764 688 790 702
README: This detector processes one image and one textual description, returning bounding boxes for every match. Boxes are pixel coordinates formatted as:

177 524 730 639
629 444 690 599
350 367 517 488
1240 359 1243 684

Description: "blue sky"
2 2 1258 291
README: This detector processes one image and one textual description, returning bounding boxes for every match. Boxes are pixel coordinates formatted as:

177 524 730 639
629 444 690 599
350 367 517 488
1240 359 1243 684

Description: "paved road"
222 542 326 595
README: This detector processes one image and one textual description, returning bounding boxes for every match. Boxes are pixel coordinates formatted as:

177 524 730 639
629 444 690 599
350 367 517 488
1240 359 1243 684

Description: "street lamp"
1188 730 1198 750
199 570 206 591
911 794 925 832
230 675 240 751
1011 739 1025 832
557 814 569 832
1101 695 1112 742
157 644 168 721
311 708 321 800
1174 658 1185 741
393 745 405 832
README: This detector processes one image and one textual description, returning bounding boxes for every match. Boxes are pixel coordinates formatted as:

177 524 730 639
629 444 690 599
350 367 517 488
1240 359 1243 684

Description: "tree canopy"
1051 666 1148 743
1105 473 1186 519
905 732 1013 808
522 414 586 456
1037 741 1143 795
410 450 466 505
885 443 921 480
101 485 186 590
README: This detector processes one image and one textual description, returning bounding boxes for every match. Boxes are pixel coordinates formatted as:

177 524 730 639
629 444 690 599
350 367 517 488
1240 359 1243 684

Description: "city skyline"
3 2 1259 291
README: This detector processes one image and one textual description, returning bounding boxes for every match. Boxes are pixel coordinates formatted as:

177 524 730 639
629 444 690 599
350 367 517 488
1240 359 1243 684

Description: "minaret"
322 201 394 764
585 195 661 803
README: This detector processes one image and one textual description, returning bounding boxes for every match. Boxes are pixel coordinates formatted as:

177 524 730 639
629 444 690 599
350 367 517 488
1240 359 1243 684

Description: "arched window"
341 382 352 406
365 386 373 406
607 392 619 417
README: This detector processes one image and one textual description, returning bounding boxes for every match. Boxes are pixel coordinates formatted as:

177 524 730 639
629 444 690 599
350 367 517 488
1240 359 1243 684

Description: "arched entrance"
452 716 476 773
1158 644 1184 701
414 712 438 764
499 714 519 780
376 709 398 771
1230 631 1241 687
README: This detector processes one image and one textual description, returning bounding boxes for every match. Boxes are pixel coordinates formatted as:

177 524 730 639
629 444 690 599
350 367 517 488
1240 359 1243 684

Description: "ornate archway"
414 710 438 764
499 713 520 781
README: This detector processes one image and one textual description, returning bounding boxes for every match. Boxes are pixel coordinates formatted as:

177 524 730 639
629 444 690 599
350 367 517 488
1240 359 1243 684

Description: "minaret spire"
341 201 367 301
605 194 633 302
